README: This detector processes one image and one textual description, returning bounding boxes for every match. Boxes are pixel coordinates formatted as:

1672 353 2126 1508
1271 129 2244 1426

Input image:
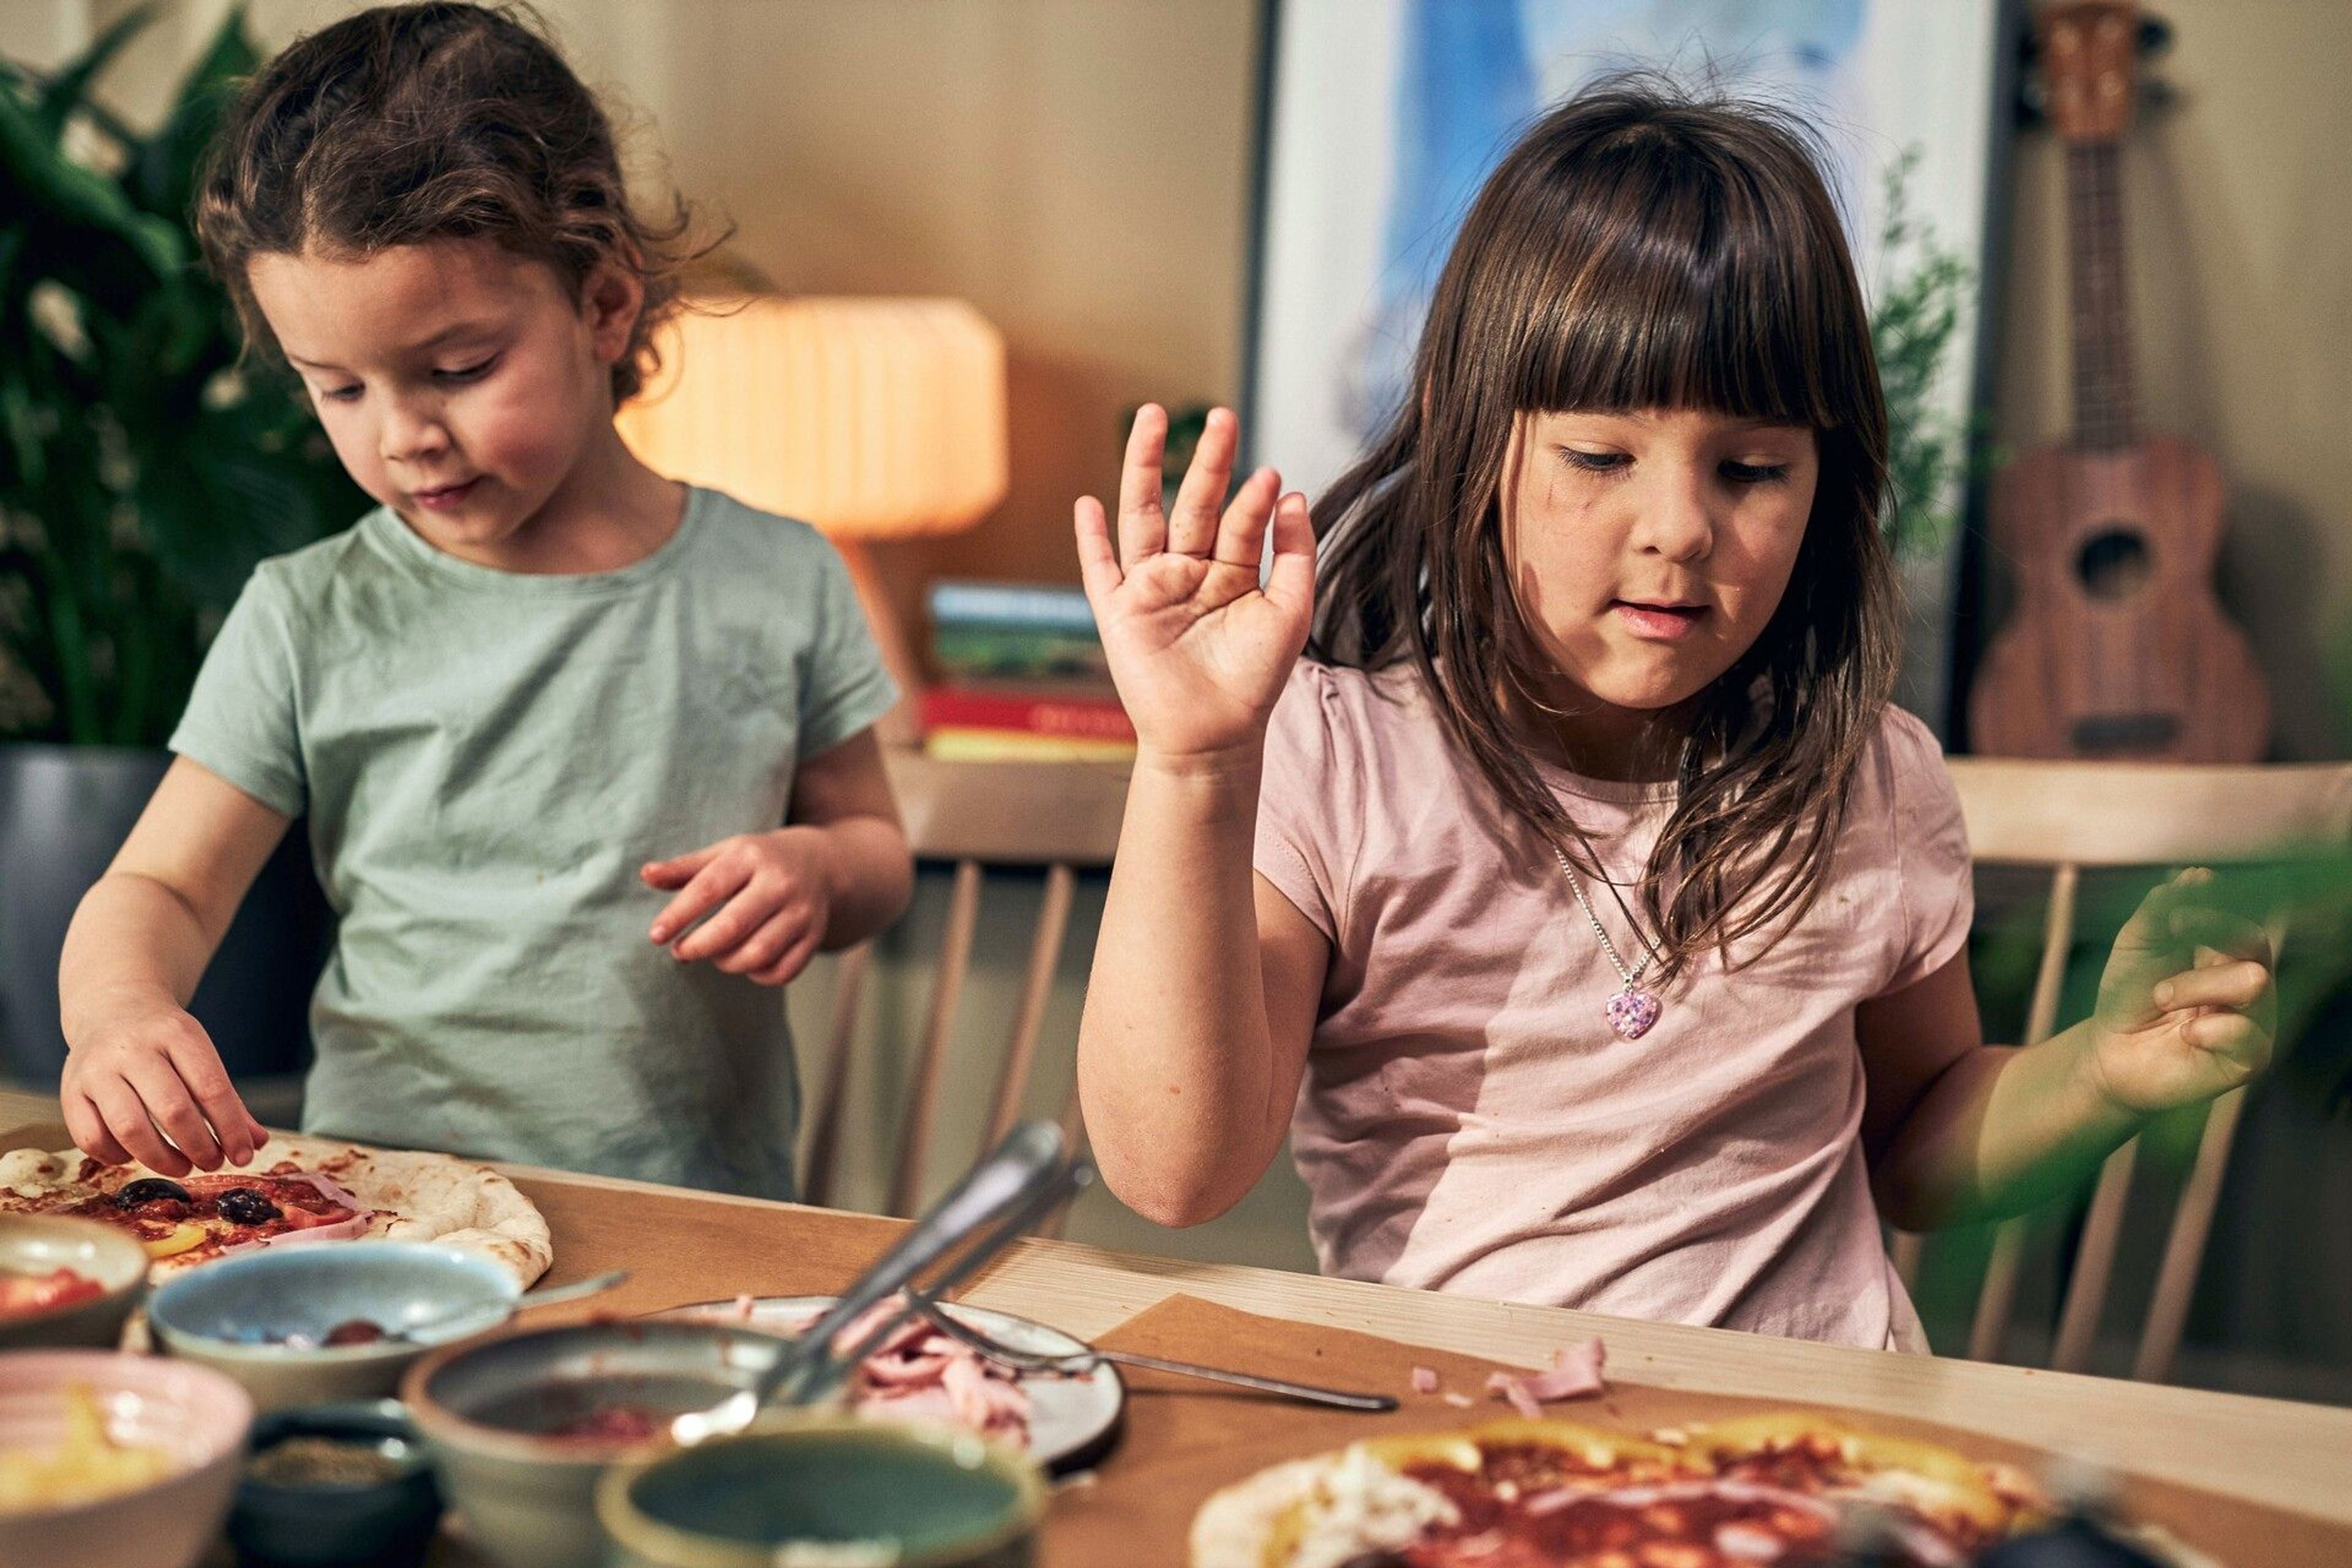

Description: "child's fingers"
641 843 721 890
122 1054 225 1171
1212 466 1283 570
713 910 804 976
1166 407 1239 557
1074 497 1125 606
62 1091 134 1168
1265 492 1317 614
2168 903 2272 967
2154 959 2272 1014
750 925 826 987
650 858 753 945
669 883 781 963
2180 1009 2271 1070
168 1031 257 1167
1115 405 1170 568
83 1075 189 1177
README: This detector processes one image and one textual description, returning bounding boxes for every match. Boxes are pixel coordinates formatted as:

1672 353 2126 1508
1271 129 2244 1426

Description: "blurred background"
1 0 2346 1406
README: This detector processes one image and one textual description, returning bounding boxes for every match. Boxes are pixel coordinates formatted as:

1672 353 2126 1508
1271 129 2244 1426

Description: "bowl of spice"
228 1399 442 1568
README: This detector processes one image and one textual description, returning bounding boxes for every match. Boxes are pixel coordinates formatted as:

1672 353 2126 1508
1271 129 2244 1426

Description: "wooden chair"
1891 758 2352 1382
799 752 1127 1226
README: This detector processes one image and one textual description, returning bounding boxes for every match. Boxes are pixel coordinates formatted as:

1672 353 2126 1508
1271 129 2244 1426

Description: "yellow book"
922 727 1137 763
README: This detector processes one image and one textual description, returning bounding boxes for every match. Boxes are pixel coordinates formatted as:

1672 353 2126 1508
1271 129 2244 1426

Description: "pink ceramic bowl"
0 1349 254 1568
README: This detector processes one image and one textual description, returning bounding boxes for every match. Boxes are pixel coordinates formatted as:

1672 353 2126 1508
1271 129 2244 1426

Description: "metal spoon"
669 1122 1077 1445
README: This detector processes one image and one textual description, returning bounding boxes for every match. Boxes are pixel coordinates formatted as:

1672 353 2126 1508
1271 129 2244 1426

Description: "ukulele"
1969 0 2267 761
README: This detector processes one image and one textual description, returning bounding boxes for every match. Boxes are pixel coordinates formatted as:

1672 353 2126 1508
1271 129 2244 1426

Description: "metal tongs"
668 1120 1092 1445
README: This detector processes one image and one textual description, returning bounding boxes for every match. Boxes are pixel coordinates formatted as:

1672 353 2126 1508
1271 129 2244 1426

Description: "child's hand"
60 989 269 1175
2081 869 2277 1117
642 828 835 986
1074 405 1316 764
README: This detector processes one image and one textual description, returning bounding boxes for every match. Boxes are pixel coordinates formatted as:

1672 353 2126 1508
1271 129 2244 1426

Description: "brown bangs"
1512 124 1847 434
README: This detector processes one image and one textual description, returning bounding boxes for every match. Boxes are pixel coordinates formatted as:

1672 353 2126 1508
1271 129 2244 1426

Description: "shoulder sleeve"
796 535 900 755
1877 705 1975 995
167 566 306 816
1251 661 1363 944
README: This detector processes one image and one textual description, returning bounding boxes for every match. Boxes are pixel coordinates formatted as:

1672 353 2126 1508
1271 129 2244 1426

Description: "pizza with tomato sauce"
0 1133 552 1286
1189 1412 2112 1567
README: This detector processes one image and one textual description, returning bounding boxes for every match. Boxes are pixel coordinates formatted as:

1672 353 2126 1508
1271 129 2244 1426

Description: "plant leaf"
32 1 159 143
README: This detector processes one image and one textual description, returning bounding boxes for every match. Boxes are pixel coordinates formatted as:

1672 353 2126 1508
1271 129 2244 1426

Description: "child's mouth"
412 478 481 511
1611 600 1708 641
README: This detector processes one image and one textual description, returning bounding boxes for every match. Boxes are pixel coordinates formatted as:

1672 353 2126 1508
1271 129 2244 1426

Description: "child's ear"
580 260 645 366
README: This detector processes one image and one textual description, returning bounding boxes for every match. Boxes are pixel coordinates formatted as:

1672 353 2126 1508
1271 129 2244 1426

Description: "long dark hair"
1310 79 1899 982
195 2 706 403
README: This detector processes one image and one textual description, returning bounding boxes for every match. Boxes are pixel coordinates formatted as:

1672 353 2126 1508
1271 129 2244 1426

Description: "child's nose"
1633 472 1716 560
378 397 451 463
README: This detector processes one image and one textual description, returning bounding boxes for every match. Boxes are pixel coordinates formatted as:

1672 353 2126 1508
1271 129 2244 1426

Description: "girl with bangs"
1071 83 2275 1349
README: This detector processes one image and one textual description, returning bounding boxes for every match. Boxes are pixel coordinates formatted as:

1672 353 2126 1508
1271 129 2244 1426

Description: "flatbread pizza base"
0 1133 551 1287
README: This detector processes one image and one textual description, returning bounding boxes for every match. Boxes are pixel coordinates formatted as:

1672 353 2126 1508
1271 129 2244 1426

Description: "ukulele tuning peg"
2015 78 2051 129
2136 13 2174 57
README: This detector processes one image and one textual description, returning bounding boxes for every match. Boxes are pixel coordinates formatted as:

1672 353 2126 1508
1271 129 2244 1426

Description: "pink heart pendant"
1606 987 1661 1040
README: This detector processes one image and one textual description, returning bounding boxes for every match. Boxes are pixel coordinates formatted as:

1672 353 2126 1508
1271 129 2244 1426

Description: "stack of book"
921 580 1136 762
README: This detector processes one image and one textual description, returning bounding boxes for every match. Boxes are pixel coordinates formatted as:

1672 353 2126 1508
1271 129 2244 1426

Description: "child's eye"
435 356 499 384
1723 461 1789 484
318 383 363 404
1561 448 1630 474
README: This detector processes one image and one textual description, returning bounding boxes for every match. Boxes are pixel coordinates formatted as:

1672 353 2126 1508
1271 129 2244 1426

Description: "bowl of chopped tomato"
0 1215 147 1349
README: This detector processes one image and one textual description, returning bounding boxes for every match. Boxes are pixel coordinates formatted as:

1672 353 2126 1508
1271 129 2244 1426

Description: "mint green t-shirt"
168 488 896 1198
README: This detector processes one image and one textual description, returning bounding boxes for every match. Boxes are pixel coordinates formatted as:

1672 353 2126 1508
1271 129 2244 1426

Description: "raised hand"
1073 405 1315 763
2081 868 2277 1117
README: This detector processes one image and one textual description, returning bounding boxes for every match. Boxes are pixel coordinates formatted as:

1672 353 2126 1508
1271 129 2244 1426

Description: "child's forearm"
805 815 913 950
59 872 222 1042
1872 1023 2141 1229
1077 747 1282 1227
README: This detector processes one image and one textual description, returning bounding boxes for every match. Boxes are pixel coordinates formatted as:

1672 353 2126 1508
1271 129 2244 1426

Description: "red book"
920 686 1136 743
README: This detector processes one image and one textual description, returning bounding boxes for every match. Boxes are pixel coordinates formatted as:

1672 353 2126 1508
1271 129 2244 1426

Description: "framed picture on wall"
1244 0 2021 729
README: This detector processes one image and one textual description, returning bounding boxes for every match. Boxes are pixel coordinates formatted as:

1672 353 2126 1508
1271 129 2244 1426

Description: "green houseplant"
0 6 350 1086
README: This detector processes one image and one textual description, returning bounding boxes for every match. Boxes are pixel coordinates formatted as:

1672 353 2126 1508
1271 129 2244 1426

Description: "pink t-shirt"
1252 662 1973 1351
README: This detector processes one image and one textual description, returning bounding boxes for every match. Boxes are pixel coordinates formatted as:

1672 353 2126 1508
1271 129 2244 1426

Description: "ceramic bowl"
401 1319 795 1568
0 1349 254 1568
0 1213 149 1349
227 1398 443 1568
148 1241 521 1412
597 1414 1047 1568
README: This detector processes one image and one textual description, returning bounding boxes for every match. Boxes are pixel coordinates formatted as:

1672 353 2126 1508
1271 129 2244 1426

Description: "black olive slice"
114 1177 193 1208
216 1188 284 1226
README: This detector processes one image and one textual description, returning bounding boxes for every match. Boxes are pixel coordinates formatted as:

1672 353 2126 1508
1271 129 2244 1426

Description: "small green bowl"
597 1415 1047 1568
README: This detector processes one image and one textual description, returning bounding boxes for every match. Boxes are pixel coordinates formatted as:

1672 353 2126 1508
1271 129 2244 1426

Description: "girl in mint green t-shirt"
55 4 913 1197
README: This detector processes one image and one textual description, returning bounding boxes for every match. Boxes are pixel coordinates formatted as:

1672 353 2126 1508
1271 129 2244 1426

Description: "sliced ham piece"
800 1293 1034 1449
1485 1336 1606 1415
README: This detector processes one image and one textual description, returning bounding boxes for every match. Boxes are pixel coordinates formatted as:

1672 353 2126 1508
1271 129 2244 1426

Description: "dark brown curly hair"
1310 79 1900 984
194 1 703 403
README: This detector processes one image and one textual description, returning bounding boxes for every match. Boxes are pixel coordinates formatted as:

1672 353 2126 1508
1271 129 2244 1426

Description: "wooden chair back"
1891 758 2352 1382
799 753 1126 1227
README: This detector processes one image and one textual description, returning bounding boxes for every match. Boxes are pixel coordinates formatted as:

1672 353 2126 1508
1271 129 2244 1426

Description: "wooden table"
6 1087 2348 1550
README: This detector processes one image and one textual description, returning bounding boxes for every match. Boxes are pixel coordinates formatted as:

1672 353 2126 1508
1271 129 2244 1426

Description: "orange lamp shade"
617 295 1009 539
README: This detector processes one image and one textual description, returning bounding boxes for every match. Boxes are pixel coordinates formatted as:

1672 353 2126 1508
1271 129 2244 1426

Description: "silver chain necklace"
1551 844 1664 1039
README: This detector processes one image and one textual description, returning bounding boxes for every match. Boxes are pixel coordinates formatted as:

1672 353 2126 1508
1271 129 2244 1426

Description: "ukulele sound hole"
2076 528 2154 600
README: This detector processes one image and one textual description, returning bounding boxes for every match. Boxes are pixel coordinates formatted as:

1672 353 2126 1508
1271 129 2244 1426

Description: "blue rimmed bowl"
149 1242 521 1411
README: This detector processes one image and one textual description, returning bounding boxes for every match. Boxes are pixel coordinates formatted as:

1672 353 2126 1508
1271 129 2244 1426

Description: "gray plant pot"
0 743 330 1094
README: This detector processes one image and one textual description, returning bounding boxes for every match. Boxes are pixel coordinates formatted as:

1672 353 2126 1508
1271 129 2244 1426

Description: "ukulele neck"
2067 139 2142 450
